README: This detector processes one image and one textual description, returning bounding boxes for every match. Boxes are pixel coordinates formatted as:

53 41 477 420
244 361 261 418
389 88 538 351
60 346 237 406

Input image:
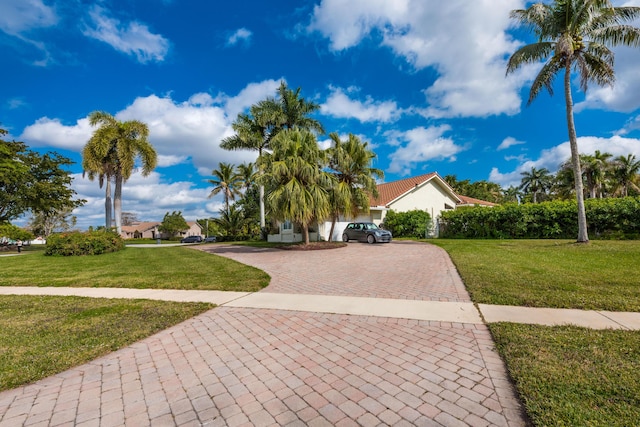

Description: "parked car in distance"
180 235 203 243
203 236 217 243
342 222 392 244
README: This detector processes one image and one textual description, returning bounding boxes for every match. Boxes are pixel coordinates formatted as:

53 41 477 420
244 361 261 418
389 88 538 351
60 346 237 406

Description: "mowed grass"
427 239 640 425
0 295 214 391
490 323 640 427
0 246 269 291
430 239 640 311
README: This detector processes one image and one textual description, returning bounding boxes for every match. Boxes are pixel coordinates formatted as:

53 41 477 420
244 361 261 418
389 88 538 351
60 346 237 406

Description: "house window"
282 220 293 230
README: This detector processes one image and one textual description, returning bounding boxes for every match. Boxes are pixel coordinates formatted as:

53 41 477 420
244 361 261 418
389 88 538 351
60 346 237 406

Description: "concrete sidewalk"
2 286 639 330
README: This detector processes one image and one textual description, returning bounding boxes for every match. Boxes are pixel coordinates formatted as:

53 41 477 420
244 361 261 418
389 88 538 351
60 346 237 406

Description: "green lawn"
0 246 269 291
0 295 213 391
427 239 640 426
491 323 640 427
430 239 640 311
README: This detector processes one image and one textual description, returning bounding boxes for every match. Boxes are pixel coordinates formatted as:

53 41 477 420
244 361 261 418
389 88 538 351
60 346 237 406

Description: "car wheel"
342 233 349 242
367 234 375 244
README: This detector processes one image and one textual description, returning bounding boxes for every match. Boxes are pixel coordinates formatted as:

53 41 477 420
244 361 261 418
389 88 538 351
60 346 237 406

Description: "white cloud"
21 117 94 150
321 86 405 123
0 0 57 35
497 136 525 151
220 79 282 119
386 125 466 174
616 114 640 136
489 135 640 187
82 5 169 63
226 28 253 47
307 0 528 118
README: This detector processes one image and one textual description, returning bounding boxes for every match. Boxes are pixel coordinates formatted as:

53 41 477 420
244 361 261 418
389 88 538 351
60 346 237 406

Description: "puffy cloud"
82 5 169 63
307 0 528 118
226 28 253 47
321 86 405 123
220 79 282 119
21 117 94 150
489 135 640 187
0 0 57 35
497 136 525 151
386 125 467 175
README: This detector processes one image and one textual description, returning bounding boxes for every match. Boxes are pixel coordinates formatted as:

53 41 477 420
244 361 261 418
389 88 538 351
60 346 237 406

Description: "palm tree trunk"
105 179 112 230
114 175 123 235
328 213 337 242
564 63 589 243
302 224 310 245
259 185 266 229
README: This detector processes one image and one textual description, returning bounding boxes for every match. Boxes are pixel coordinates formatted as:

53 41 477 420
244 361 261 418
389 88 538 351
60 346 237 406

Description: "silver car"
342 222 392 244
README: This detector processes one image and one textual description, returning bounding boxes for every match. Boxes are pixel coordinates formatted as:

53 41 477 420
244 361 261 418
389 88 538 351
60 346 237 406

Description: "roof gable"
371 173 461 207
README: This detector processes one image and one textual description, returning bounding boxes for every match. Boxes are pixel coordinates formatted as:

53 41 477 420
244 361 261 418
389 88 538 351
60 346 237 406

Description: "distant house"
120 221 203 240
268 172 497 242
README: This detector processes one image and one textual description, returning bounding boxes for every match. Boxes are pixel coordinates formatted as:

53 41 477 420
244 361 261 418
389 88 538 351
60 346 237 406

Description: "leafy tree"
506 0 640 242
0 223 34 242
83 111 157 234
1 129 84 223
208 162 243 215
583 150 613 198
235 184 261 237
259 128 332 245
326 133 382 242
28 207 77 237
611 154 640 197
271 81 325 134
520 167 553 203
121 212 139 226
158 211 189 238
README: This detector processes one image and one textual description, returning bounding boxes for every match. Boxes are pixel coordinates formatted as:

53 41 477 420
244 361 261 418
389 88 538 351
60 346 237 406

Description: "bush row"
45 230 126 256
383 210 433 239
439 197 640 239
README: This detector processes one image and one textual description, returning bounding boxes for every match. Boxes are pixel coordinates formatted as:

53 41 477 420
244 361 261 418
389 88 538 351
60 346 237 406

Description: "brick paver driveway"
0 241 526 426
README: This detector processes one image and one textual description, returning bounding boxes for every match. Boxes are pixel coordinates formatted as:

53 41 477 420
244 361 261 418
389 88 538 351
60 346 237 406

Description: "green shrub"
439 197 640 239
383 209 432 238
45 230 125 256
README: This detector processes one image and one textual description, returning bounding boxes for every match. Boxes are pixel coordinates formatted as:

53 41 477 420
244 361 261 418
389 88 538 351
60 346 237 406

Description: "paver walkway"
0 242 527 426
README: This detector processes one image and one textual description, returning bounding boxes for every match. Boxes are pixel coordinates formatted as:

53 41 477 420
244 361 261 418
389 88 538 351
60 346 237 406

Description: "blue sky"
2 0 640 229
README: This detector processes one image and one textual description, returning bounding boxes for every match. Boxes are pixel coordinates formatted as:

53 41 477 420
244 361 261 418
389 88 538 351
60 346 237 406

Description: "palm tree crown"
83 111 157 233
506 0 640 242
208 162 243 214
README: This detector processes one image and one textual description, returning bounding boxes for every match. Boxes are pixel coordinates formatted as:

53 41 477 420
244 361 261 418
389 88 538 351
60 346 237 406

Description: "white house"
268 172 497 242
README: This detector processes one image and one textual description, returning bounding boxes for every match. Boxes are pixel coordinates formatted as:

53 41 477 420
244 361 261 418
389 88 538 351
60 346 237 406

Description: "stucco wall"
382 180 457 223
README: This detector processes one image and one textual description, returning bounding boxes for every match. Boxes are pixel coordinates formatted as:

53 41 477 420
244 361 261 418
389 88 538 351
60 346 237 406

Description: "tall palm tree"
259 128 332 245
520 167 553 203
220 103 275 232
506 0 640 242
611 154 640 197
326 133 383 242
221 83 325 237
208 162 243 215
83 111 157 234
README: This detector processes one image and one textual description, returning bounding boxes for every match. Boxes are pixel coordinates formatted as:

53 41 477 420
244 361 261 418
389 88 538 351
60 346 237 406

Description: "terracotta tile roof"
370 172 460 206
457 195 499 207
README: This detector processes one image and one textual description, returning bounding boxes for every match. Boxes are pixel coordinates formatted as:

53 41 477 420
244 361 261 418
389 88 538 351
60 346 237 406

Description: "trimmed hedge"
439 197 640 239
45 230 126 256
383 209 433 239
